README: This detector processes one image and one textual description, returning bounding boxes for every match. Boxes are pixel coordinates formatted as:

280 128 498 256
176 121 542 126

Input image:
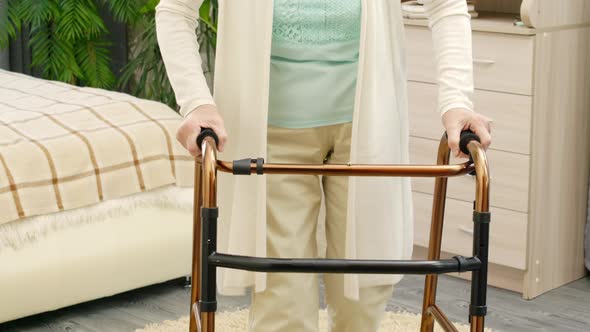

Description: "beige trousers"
249 123 393 332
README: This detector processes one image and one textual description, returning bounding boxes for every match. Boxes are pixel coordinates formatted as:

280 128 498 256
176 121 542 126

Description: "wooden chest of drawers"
406 26 534 95
404 11 590 299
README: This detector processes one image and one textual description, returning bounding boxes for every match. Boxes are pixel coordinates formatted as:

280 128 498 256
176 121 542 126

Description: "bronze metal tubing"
201 141 218 209
201 316 214 332
420 134 451 332
470 316 485 332
189 162 203 332
429 304 459 332
214 160 474 178
469 141 490 332
200 137 217 332
189 137 218 332
469 142 490 213
189 132 490 332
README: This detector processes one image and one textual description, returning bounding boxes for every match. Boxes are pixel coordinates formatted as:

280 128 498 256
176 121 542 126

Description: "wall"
587 181 590 271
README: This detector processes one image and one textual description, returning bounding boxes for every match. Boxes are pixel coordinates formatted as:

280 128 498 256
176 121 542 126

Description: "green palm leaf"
103 0 141 24
30 21 83 84
15 0 59 27
76 36 116 89
119 15 176 106
0 0 22 48
56 0 106 40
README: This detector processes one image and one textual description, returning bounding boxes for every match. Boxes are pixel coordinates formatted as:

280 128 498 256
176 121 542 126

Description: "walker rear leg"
420 181 447 332
420 182 446 332
420 135 451 332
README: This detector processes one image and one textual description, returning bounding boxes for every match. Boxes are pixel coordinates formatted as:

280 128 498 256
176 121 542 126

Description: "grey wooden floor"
1 275 589 332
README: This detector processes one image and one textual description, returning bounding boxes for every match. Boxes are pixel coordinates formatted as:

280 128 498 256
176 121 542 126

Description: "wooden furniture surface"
405 1 590 299
477 0 590 29
405 26 535 94
521 0 590 29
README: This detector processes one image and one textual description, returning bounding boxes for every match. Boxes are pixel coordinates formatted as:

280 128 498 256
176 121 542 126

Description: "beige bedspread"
0 70 194 225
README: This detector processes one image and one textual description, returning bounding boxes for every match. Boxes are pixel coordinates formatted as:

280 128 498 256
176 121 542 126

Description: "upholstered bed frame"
0 202 193 323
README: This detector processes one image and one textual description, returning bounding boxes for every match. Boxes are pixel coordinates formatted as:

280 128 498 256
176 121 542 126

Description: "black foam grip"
196 127 219 148
459 130 481 156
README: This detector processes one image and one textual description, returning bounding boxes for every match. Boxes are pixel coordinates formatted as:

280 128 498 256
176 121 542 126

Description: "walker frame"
189 129 490 332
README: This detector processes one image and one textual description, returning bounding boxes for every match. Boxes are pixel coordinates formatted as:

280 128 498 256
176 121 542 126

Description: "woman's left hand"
442 108 492 159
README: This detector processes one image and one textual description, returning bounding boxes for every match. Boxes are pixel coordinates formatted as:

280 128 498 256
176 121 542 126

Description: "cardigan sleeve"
422 0 475 116
156 0 216 117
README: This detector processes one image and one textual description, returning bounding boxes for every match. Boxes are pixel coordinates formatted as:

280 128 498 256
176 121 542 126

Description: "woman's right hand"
176 104 228 156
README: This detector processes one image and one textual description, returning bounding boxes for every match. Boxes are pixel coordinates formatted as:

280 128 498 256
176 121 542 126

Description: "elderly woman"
156 0 492 331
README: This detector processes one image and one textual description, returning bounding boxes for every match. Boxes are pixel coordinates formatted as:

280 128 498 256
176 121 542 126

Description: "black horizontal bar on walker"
208 253 481 275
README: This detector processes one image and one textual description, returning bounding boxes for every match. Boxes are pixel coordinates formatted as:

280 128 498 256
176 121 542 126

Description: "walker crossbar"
208 253 482 274
189 128 491 332
215 159 477 178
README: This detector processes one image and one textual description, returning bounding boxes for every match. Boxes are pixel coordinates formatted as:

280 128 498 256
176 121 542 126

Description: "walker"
189 128 490 332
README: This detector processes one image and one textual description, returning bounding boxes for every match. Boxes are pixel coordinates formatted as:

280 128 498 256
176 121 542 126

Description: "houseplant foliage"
0 0 143 89
119 0 218 109
0 0 218 110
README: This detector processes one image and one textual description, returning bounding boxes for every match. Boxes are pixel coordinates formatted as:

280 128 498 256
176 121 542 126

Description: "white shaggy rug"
137 309 491 332
0 185 192 252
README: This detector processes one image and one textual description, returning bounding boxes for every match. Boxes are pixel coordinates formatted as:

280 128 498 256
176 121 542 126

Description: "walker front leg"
468 142 491 332
420 134 451 332
190 129 220 332
190 162 203 332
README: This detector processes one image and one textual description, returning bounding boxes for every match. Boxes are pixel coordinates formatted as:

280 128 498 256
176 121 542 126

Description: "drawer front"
408 81 532 155
405 26 534 95
413 191 528 270
410 137 530 213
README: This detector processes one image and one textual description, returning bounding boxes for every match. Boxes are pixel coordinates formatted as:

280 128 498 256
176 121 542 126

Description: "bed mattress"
0 69 193 227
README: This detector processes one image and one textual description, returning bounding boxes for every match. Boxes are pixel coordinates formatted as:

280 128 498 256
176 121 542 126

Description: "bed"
0 69 195 323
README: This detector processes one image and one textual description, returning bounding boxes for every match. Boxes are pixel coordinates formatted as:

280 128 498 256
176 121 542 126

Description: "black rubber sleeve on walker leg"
473 211 491 224
199 207 218 313
470 305 488 317
470 210 491 318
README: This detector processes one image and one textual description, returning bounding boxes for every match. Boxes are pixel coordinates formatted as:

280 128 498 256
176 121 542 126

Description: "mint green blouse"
268 0 362 128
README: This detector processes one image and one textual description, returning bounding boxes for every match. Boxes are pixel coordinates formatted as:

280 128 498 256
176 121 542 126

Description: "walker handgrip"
196 127 219 149
459 130 480 156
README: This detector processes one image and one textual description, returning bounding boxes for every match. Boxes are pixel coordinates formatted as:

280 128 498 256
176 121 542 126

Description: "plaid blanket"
0 70 194 225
